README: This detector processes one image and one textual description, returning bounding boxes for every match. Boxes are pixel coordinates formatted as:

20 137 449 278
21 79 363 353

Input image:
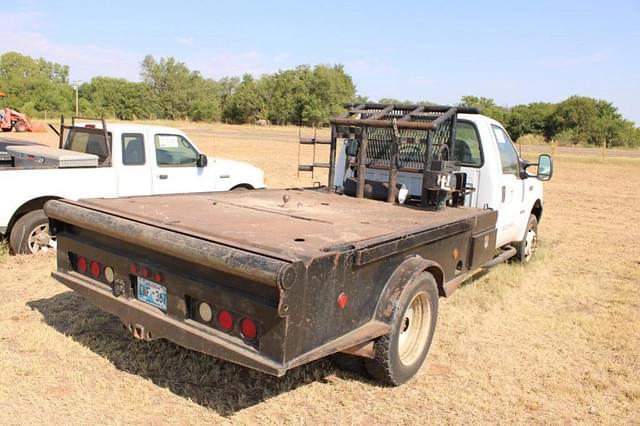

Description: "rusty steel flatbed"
62 188 487 263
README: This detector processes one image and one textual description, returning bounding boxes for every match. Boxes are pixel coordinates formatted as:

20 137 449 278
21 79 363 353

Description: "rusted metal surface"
48 188 498 377
331 117 437 130
45 199 297 289
340 340 375 359
287 321 389 369
356 127 369 198
52 189 484 262
327 124 337 193
52 270 288 376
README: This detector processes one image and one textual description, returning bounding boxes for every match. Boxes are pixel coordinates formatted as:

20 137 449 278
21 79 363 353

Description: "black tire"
1 127 12 132
365 273 439 386
231 185 250 191
9 209 55 254
515 214 538 263
330 352 366 374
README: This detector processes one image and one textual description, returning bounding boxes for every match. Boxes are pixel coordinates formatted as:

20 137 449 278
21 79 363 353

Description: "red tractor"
0 92 45 132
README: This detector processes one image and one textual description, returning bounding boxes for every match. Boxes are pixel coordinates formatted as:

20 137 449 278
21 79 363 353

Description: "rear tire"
515 214 538 262
231 185 251 191
365 273 439 386
9 209 56 254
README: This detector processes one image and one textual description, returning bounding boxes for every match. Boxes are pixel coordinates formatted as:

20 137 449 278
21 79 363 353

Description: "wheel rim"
398 291 431 366
27 223 56 254
523 227 537 262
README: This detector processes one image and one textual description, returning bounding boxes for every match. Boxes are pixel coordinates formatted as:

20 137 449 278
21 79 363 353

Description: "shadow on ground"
27 291 370 416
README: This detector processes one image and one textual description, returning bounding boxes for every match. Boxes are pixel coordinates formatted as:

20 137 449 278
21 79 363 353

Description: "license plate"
136 277 167 310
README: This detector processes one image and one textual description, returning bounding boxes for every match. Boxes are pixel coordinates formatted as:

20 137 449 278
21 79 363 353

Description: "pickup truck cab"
47 105 552 386
1 120 264 254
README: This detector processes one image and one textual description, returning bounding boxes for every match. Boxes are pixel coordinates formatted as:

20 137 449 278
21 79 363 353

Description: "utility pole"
72 81 81 116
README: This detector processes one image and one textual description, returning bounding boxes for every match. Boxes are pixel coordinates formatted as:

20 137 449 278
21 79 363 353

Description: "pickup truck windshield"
64 128 112 165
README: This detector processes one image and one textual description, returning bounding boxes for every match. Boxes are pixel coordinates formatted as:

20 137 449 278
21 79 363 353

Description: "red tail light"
90 260 101 279
141 267 150 279
240 318 257 341
337 292 349 309
153 272 163 283
77 256 87 274
130 263 138 274
217 310 233 332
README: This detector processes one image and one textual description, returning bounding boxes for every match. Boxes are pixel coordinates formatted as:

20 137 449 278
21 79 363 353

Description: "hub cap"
27 223 56 254
523 227 537 262
398 291 431 366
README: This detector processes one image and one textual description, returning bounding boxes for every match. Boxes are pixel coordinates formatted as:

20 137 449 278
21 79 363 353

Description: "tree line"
0 51 638 147
457 95 640 148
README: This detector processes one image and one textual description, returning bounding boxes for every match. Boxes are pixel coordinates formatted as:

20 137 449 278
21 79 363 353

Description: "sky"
4 0 640 123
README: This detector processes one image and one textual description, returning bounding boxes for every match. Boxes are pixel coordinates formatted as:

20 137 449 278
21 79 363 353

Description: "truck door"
491 125 524 246
454 120 484 207
150 133 215 195
117 132 153 196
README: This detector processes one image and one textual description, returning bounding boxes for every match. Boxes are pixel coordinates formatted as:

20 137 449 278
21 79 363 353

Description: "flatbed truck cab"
47 104 552 386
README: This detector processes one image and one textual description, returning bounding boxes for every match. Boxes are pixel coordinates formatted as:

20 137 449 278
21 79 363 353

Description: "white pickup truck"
1 120 265 254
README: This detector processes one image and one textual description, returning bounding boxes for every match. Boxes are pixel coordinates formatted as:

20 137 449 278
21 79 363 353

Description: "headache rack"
303 103 479 210
57 115 112 166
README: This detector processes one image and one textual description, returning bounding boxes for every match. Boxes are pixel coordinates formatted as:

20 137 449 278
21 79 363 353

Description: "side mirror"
536 154 552 181
345 139 359 157
196 153 208 168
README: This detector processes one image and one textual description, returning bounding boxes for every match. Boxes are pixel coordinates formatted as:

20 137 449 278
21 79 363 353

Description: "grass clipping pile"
0 123 638 424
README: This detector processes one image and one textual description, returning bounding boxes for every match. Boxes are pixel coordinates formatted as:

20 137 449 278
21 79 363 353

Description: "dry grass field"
0 122 638 424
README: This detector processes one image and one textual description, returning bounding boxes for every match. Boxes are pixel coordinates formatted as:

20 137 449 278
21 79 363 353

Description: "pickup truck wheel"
365 273 438 386
515 214 538 262
9 209 56 254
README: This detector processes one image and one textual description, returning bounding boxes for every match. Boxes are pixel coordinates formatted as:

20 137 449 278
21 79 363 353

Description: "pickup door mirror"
535 154 553 181
196 153 208 168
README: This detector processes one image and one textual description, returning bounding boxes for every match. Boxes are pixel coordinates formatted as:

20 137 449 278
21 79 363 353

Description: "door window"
453 121 483 167
122 133 145 165
154 134 198 167
492 125 519 176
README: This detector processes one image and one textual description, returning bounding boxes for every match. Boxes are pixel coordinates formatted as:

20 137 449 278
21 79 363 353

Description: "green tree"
459 95 508 123
223 74 265 123
0 51 73 114
507 102 556 140
80 77 156 120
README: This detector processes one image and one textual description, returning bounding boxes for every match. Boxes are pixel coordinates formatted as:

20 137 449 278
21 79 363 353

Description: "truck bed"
64 188 486 262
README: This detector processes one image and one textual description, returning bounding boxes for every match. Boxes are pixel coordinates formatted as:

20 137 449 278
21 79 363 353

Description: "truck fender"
7 195 62 233
374 255 445 323
531 199 543 223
